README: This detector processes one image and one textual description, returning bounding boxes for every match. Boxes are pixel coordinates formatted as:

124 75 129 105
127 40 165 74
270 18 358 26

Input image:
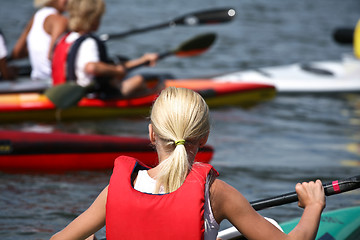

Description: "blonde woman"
50 87 325 240
51 0 159 98
11 0 68 80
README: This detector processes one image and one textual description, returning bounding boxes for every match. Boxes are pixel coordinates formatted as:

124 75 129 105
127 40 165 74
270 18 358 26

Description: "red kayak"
0 130 214 172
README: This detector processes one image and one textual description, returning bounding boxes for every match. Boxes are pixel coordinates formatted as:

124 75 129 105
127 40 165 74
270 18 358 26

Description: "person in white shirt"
11 0 68 80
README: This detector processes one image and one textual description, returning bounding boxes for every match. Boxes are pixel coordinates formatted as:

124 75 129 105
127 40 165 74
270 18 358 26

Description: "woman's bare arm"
44 13 68 59
211 179 325 240
11 16 34 59
50 185 108 240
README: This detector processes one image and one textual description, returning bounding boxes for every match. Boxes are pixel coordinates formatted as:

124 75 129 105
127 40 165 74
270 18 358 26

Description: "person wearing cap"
10 0 68 81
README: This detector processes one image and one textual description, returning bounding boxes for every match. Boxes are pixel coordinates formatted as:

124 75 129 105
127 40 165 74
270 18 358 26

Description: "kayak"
0 79 276 122
281 205 360 240
217 205 360 240
212 59 360 94
0 130 214 172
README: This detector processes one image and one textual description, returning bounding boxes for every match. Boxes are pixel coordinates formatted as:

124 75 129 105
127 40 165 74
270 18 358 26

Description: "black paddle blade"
333 28 354 45
128 33 217 71
45 83 86 109
173 8 236 25
173 32 217 57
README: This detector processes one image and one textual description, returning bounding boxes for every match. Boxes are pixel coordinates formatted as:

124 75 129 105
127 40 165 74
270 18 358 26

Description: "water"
1 0 360 239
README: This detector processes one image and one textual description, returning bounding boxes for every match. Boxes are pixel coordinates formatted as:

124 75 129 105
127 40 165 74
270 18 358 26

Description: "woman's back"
106 156 217 239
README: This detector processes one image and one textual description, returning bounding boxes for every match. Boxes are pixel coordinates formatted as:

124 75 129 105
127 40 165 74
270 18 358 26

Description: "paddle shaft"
99 8 235 41
217 175 360 239
7 7 230 76
44 32 216 109
11 53 167 77
126 51 171 72
98 175 360 240
250 175 360 211
10 48 168 77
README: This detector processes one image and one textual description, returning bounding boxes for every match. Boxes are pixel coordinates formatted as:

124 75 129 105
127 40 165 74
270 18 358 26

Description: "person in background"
10 0 68 81
50 87 326 240
0 30 15 80
51 0 159 98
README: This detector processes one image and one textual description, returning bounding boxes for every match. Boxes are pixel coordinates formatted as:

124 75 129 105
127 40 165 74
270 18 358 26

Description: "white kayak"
0 77 50 93
213 58 360 94
217 217 283 239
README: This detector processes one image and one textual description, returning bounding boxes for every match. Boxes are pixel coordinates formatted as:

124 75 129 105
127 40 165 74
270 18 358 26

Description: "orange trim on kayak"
166 79 275 94
0 93 55 111
0 79 276 122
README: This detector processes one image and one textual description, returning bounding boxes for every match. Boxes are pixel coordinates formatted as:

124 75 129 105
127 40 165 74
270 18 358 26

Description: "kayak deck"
281 206 360 240
213 60 360 94
217 206 360 240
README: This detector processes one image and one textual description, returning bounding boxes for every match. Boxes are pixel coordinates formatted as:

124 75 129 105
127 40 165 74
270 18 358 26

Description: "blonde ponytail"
150 87 210 193
155 143 189 193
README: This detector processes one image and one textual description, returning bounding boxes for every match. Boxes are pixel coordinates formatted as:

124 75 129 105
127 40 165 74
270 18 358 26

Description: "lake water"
0 0 360 239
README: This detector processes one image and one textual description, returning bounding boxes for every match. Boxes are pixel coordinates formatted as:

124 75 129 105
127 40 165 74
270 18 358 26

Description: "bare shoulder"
210 179 231 197
210 179 248 203
44 13 68 36
52 13 67 23
46 13 68 27
210 179 252 223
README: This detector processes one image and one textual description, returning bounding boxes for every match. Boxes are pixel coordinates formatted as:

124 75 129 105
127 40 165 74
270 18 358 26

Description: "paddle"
45 32 217 109
99 7 235 41
98 175 360 240
128 32 217 71
9 8 233 77
251 175 360 211
217 175 360 239
333 27 354 45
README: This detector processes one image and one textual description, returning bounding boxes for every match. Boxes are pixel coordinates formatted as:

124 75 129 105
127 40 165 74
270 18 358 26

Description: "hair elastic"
175 139 185 146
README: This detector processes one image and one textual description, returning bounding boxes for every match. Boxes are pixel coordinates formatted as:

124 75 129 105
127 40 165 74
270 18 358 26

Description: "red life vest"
106 156 218 240
51 33 109 85
52 32 71 85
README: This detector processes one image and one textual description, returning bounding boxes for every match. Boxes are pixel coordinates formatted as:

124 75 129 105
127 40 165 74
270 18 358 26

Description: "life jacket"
106 156 218 240
51 32 109 85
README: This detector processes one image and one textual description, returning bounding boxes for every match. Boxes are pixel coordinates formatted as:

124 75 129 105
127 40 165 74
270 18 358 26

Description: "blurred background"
0 0 359 239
